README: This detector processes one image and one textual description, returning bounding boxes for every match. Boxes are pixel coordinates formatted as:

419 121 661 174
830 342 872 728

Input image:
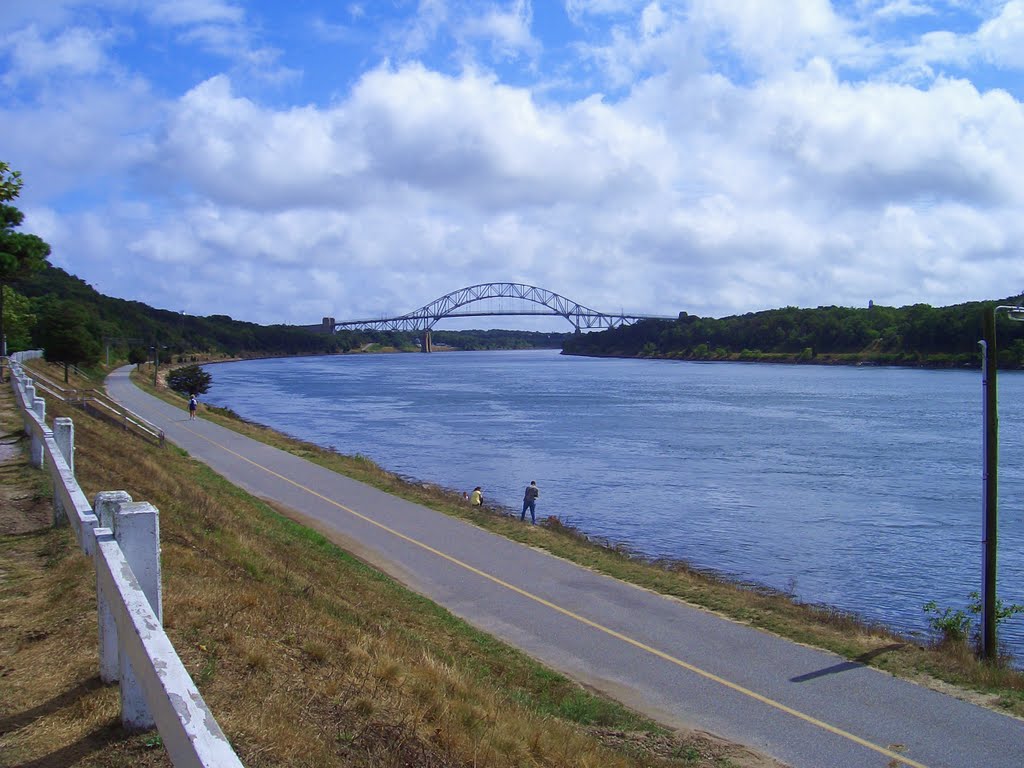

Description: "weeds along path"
105 366 1024 768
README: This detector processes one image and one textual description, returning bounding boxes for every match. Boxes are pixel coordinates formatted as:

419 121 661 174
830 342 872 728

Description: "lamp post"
978 302 1024 660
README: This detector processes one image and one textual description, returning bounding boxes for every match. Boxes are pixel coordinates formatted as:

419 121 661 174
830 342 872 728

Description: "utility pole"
103 336 142 366
980 306 998 660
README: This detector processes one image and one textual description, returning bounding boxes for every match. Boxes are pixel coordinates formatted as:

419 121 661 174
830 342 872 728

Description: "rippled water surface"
204 350 1024 656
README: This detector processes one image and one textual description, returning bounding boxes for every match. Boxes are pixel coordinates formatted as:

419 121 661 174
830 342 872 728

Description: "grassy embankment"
134 358 1024 720
0 360 782 768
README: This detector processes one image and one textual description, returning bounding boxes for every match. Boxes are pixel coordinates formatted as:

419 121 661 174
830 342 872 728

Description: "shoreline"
201 344 1001 373
560 349 989 370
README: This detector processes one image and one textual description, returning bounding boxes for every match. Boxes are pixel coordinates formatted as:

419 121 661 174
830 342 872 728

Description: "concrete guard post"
53 417 74 475
31 391 46 468
115 502 162 730
23 382 39 464
94 491 134 684
93 531 243 765
53 418 75 525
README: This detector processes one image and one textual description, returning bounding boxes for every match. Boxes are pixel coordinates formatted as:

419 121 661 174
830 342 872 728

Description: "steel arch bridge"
331 282 671 334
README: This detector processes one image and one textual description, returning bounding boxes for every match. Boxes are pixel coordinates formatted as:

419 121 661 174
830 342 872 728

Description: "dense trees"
432 329 569 350
1 285 35 351
37 300 102 382
563 302 1024 368
1 162 50 356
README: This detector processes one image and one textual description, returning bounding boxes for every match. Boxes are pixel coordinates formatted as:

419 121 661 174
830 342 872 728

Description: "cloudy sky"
1 1 1023 328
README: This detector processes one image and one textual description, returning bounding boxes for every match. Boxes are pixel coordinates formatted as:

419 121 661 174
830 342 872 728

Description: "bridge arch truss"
333 282 667 333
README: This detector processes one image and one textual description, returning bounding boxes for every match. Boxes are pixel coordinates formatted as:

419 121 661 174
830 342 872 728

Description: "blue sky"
1 1 1023 326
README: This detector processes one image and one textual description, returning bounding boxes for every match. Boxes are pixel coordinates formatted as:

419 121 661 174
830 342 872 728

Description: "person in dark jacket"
521 481 539 524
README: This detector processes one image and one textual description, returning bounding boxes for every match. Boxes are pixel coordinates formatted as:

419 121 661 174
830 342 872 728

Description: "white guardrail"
6 358 244 768
9 353 165 445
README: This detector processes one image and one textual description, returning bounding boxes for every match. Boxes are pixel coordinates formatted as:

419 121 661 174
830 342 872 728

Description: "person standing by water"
521 481 539 524
470 486 483 506
188 394 198 420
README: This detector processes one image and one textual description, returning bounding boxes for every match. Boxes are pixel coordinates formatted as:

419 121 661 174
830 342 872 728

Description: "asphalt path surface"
106 367 1024 768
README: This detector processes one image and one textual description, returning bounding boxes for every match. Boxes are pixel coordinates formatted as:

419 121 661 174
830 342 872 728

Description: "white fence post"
114 500 162 730
53 418 75 524
24 383 39 463
94 491 133 684
54 417 74 475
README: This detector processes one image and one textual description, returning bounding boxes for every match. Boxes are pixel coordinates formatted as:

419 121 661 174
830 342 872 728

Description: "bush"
923 591 1024 649
167 364 212 395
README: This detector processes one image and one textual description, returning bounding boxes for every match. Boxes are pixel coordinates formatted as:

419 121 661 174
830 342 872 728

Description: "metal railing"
17 358 164 445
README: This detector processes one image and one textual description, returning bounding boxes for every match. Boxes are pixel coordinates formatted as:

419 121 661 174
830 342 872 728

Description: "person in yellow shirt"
470 486 483 506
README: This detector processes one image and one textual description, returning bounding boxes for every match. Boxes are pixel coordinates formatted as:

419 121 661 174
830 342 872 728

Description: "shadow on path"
790 644 906 683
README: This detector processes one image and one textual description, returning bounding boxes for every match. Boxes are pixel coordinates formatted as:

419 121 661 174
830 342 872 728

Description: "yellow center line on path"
179 419 930 768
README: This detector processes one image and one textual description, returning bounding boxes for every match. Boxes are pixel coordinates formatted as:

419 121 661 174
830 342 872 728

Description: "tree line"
563 302 1024 368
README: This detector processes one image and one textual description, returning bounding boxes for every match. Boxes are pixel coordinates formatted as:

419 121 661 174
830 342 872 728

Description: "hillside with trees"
563 302 1024 368
13 264 362 362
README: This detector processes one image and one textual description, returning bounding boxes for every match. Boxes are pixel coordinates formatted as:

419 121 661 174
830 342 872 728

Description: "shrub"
923 591 1024 650
167 364 212 395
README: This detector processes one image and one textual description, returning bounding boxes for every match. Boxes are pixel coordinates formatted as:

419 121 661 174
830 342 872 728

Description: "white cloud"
160 65 672 214
899 0 1024 73
460 0 539 60
689 0 856 73
976 0 1024 68
0 25 112 86
148 0 244 27
398 0 450 55
870 0 937 20
4 0 1024 326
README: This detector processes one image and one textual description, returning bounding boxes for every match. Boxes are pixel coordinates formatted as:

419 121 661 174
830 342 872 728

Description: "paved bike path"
106 367 1024 768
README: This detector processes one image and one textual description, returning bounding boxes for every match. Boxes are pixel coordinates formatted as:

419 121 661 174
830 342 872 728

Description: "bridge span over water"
324 282 673 350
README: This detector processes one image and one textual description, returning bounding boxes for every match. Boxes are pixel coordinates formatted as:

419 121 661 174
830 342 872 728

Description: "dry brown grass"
1 371 785 767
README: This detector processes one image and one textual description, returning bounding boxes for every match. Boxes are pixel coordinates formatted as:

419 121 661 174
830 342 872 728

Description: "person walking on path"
188 394 198 420
521 481 539 524
470 486 483 506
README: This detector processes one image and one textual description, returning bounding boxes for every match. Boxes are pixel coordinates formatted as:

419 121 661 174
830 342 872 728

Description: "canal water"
204 350 1024 658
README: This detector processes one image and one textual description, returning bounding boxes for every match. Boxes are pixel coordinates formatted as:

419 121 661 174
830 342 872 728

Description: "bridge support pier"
421 329 432 353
